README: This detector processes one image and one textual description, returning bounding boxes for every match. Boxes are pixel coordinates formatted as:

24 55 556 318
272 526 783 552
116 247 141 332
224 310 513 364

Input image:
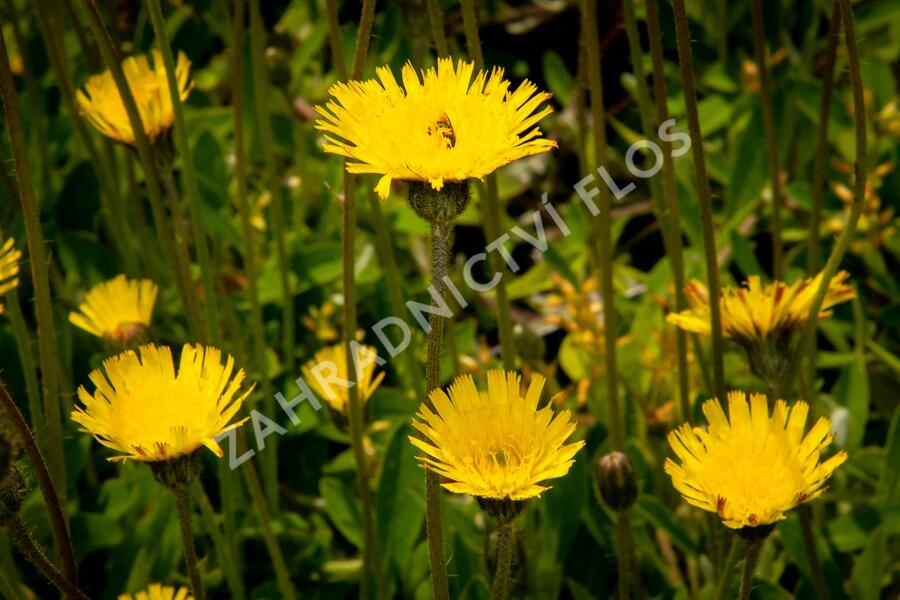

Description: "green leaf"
834 357 870 451
851 526 887 600
542 51 573 105
320 476 363 547
634 495 698 555
879 407 900 503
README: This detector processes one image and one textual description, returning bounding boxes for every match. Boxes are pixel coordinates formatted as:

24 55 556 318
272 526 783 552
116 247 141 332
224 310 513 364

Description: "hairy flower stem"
335 1 384 597
638 0 692 421
809 2 841 275
146 0 220 341
424 218 453 600
5 291 44 451
490 522 514 600
0 384 76 588
247 0 288 506
0 28 67 504
713 536 742 600
616 512 637 600
581 0 623 450
670 0 727 403
77 0 201 334
241 441 296 599
427 0 449 57
460 0 517 369
799 505 829 599
738 538 765 600
786 0 868 398
4 517 90 600
171 486 205 600
750 0 785 279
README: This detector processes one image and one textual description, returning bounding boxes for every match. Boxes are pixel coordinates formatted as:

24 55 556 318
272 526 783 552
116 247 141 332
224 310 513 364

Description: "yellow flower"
410 370 584 500
315 57 556 199
0 234 22 316
72 344 252 462
666 271 855 345
76 49 192 145
301 343 385 414
119 583 193 600
665 391 847 529
69 275 158 343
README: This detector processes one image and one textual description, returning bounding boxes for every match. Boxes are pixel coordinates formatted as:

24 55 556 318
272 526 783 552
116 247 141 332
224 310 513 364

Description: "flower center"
426 113 456 149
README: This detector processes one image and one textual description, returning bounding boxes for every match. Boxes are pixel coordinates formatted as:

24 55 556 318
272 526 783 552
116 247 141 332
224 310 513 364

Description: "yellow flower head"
76 49 193 145
69 275 158 343
0 234 22 316
315 58 557 199
665 391 847 529
666 271 855 345
410 370 584 500
301 343 385 414
73 344 252 462
119 583 193 600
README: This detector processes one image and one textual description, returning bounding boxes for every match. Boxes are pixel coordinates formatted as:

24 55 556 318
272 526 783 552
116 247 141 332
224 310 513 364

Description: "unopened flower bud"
594 451 638 512
408 181 470 224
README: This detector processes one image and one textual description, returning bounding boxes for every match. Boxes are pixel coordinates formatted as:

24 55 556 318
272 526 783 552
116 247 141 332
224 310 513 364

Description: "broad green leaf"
880 407 900 503
851 526 887 600
635 495 699 555
376 423 425 572
320 476 363 547
834 357 870 451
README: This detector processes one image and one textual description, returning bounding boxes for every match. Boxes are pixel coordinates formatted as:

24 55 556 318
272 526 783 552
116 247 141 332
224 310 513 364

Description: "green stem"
427 0 449 57
637 0 692 421
713 536 742 600
230 0 273 415
670 0 727 403
191 482 246 600
424 219 453 600
172 485 205 600
581 0 623 450
160 172 208 340
750 0 785 279
0 27 67 505
248 0 288 506
798 505 829 600
616 511 636 600
145 0 220 341
738 538 764 600
459 0 517 370
324 0 348 79
490 522 514 600
339 1 383 596
240 442 297 600
809 0 840 274
4 517 89 600
5 290 44 450
0 383 77 588
787 0 867 397
76 0 201 335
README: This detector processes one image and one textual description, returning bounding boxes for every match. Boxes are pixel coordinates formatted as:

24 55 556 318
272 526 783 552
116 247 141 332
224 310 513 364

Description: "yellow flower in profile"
72 344 252 462
667 271 855 345
315 58 556 199
76 49 192 145
69 275 158 343
665 391 847 529
119 583 193 600
410 370 584 500
301 343 385 414
0 234 22 316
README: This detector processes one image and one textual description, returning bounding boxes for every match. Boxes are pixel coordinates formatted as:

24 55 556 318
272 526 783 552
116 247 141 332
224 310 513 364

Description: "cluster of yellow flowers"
57 48 851 571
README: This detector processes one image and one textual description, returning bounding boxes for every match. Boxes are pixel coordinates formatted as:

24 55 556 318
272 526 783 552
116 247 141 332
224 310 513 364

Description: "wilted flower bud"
594 451 638 512
514 324 546 363
266 47 292 89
